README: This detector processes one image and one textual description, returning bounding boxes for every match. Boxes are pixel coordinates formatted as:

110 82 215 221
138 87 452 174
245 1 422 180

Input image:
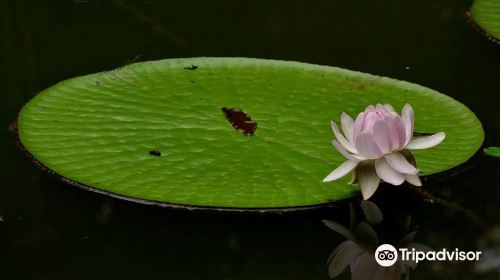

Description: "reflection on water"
323 200 430 279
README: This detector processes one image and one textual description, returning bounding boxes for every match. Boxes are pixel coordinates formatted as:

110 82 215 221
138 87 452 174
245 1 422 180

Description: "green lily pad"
484 147 500 158
18 58 484 209
470 0 500 42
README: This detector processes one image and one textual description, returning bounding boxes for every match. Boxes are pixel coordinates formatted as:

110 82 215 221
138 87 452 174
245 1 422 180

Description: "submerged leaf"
484 147 500 158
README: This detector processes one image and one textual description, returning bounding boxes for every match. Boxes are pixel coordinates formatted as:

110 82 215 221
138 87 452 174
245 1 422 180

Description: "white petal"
328 245 364 278
400 149 417 167
385 152 419 175
360 201 383 225
323 160 359 182
328 240 360 265
401 104 414 146
332 140 364 161
350 253 377 280
376 103 389 114
354 221 379 246
356 162 380 200
365 105 375 111
331 121 357 154
322 220 356 240
406 132 445 150
354 133 383 159
384 103 396 113
341 112 355 144
405 174 422 186
375 158 405 185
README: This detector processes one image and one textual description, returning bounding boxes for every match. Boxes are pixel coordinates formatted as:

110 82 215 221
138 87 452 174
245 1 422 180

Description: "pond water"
1 0 500 279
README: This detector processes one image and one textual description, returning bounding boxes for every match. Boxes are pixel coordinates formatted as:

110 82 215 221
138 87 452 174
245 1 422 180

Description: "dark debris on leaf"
184 65 198 70
222 107 257 136
149 150 162 157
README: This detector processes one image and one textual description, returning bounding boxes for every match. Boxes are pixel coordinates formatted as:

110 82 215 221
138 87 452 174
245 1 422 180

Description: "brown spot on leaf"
184 65 198 70
356 84 367 91
222 107 257 136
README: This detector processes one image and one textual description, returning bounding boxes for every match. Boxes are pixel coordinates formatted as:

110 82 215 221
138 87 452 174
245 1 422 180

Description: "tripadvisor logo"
375 244 399 267
375 244 482 267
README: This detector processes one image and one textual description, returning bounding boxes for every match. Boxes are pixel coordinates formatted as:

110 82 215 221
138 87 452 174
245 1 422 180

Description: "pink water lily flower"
323 103 445 200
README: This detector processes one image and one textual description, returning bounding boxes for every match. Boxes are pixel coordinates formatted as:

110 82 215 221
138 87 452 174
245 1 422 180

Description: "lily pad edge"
15 133 484 212
467 3 500 45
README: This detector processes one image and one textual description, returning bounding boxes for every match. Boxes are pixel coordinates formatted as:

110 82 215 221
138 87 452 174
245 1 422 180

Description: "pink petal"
401 104 414 146
332 140 364 161
406 132 445 150
385 152 419 175
391 116 407 150
405 174 422 186
376 103 389 114
372 121 393 154
375 158 405 185
377 114 404 151
356 162 380 200
341 112 355 144
364 105 376 111
354 133 383 159
323 160 359 182
360 111 378 133
353 112 365 140
331 121 357 154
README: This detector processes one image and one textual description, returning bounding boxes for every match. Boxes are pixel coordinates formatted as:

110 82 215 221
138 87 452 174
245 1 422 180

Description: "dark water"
1 0 500 279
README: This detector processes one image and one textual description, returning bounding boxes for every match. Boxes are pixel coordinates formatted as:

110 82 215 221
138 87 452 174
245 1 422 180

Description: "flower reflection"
323 201 431 280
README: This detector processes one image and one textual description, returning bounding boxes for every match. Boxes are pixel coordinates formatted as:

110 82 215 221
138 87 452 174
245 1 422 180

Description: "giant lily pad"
470 0 500 42
18 58 484 209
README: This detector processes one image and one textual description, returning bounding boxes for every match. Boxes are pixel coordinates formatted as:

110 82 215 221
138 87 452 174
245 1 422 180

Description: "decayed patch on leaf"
222 107 257 136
